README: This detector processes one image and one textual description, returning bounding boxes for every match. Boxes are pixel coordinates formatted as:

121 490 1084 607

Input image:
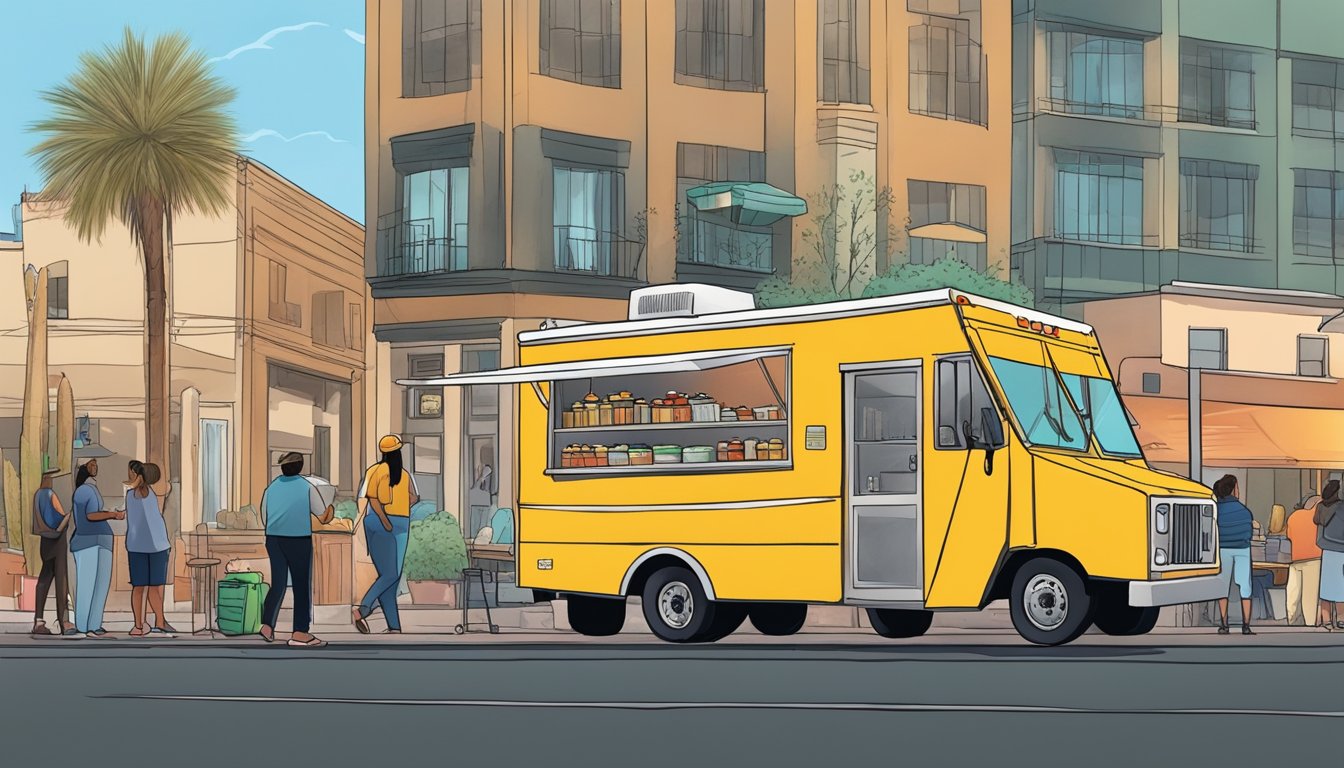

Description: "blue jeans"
1219 547 1252 600
72 543 113 633
359 515 409 631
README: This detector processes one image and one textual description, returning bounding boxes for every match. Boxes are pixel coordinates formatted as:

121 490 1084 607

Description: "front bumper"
1128 574 1225 607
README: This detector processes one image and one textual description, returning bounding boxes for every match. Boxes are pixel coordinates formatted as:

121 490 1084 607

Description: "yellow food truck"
401 284 1224 645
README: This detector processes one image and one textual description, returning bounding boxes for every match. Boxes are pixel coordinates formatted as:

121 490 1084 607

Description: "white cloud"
241 129 348 144
208 21 328 64
344 29 366 45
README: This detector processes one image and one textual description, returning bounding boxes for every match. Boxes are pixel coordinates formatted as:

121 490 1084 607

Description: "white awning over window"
395 346 790 387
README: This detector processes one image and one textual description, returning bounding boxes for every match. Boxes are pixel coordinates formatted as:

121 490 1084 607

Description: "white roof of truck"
519 288 1092 346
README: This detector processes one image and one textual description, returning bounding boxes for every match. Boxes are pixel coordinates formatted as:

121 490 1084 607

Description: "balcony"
677 215 774 274
376 210 468 277
552 225 645 279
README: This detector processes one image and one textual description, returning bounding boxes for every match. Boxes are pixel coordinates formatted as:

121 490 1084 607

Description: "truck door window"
936 357 1002 450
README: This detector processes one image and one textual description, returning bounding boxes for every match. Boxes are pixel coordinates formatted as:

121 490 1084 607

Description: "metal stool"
186 557 222 637
454 568 499 634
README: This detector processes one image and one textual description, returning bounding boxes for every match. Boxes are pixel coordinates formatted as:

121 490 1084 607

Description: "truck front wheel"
566 595 625 636
1009 558 1093 646
1093 592 1160 636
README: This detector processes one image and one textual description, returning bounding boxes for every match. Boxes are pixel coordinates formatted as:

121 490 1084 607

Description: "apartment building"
364 0 1011 537
1012 0 1344 312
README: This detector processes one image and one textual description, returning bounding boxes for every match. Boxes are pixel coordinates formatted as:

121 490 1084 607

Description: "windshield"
1060 374 1143 457
986 356 1088 451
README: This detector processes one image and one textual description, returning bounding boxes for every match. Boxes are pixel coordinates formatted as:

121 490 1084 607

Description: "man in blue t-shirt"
1213 474 1256 635
258 452 333 647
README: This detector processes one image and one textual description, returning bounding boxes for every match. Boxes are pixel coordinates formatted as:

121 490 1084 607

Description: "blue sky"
0 0 365 230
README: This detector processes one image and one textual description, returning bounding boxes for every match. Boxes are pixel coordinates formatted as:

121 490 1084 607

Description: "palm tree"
29 28 237 515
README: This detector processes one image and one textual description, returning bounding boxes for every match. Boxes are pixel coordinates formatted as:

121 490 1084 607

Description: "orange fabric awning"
1127 396 1344 469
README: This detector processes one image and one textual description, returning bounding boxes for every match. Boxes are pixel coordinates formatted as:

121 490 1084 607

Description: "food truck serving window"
549 351 791 476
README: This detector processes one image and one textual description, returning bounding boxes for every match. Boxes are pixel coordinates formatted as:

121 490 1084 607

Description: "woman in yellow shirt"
353 435 419 633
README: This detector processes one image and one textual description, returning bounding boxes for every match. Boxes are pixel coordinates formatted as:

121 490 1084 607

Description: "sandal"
352 607 370 635
31 621 52 636
260 626 275 643
129 625 150 637
287 636 328 648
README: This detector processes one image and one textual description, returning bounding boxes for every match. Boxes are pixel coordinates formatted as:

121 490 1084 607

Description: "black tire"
700 602 748 642
748 603 809 636
566 595 625 636
1009 558 1094 646
866 608 934 638
642 565 716 643
1093 591 1160 636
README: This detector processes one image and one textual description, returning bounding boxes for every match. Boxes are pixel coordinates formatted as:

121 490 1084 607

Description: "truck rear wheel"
748 603 808 636
642 565 716 643
1093 592 1160 636
700 602 747 642
1010 558 1093 646
566 595 625 636
866 608 934 638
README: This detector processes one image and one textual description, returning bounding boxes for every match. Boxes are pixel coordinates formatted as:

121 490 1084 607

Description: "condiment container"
716 440 729 462
690 394 719 422
635 399 651 424
720 407 737 422
594 445 609 467
767 438 785 460
744 438 759 461
628 445 653 465
653 445 682 464
598 402 615 426
735 406 755 421
607 445 630 466
682 445 714 463
726 439 745 461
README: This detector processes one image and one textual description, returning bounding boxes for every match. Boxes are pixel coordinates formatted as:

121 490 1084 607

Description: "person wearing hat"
259 451 335 647
31 461 75 636
353 434 419 634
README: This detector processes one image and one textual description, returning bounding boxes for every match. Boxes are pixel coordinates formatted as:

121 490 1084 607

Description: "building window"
1180 158 1258 253
1298 336 1329 378
389 166 470 276
908 0 985 126
1046 29 1145 119
46 261 69 320
1179 41 1255 130
312 291 347 348
908 238 987 270
268 262 301 327
674 0 765 93
908 180 986 231
1292 169 1344 261
540 0 621 88
462 346 500 420
819 0 870 104
1142 372 1161 394
348 304 365 353
402 0 482 97
1053 149 1144 245
553 165 627 276
1292 59 1344 137
407 354 445 420
676 143 772 273
1188 328 1227 371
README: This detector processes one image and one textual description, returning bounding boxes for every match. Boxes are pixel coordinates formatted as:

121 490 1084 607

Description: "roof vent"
629 284 756 321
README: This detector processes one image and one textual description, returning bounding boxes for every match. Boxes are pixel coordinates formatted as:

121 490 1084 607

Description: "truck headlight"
1155 503 1170 534
1154 548 1168 566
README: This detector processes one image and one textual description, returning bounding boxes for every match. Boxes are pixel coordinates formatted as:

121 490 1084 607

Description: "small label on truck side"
805 426 826 450
537 559 554 570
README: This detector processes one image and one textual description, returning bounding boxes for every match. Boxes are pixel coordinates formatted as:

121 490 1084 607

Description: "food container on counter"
767 438 785 461
652 399 673 423
599 402 615 426
634 399 651 424
653 445 683 464
734 406 755 421
583 395 600 425
744 438 759 461
716 440 729 462
607 445 630 466
594 445 609 467
726 439 745 462
754 406 781 421
611 393 635 425
682 445 714 463
570 402 585 427
690 394 719 422
669 392 692 423
559 445 574 468
562 410 575 429
719 407 737 422
628 445 654 465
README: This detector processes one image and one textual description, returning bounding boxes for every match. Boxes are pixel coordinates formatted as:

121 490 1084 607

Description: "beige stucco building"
1 159 370 579
364 0 1012 541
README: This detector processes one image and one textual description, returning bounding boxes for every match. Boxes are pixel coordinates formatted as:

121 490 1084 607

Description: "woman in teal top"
70 460 123 637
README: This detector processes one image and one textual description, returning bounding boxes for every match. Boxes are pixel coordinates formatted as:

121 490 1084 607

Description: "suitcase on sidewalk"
217 572 270 636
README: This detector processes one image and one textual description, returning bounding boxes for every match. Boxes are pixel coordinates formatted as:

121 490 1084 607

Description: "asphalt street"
1 640 1340 767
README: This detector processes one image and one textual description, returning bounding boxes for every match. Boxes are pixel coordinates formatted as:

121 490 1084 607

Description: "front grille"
1169 503 1206 565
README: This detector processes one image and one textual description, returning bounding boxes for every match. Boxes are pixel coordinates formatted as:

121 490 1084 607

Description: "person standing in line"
353 435 419 634
31 464 75 637
120 460 175 637
1212 474 1256 635
1284 494 1323 626
258 452 334 647
70 460 123 637
1315 480 1344 631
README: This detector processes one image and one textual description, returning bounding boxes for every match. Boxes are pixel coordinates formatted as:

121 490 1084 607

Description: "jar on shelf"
726 439 745 461
734 406 755 421
561 409 575 429
611 393 635 425
598 402 615 426
607 445 630 466
653 445 682 464
652 399 671 423
570 402 585 427
628 445 653 465
720 407 737 422
634 399 651 424
594 445 609 467
767 438 785 461
690 393 718 422
716 440 729 462
744 438 759 461
672 394 692 423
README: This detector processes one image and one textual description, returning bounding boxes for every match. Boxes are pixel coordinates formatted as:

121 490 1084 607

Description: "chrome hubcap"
1024 574 1069 632
658 582 694 629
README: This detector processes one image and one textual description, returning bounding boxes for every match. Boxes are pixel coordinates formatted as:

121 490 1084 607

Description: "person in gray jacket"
1316 480 1344 630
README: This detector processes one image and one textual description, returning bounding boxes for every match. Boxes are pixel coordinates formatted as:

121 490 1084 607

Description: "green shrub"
404 510 469 582
862 258 1034 307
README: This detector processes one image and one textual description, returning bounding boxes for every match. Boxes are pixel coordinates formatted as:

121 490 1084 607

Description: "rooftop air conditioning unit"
628 284 756 321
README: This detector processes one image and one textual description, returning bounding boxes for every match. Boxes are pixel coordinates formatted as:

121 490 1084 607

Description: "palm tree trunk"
139 197 172 495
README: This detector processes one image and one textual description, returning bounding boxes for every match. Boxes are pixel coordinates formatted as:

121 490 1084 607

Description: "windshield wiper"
1039 365 1073 442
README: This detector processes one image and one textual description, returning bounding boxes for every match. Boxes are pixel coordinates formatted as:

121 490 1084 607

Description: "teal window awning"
685 181 808 227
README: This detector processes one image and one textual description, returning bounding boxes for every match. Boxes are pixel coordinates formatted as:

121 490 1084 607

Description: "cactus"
2 460 18 551
56 376 73 475
16 266 49 576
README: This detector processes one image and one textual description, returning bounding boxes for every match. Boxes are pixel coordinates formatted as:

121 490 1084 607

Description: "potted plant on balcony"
404 510 469 607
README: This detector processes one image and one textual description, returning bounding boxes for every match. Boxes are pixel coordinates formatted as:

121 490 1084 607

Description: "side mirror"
938 425 958 448
980 407 1004 475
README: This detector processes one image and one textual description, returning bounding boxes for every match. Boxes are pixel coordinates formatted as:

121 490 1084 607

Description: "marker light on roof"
955 295 972 305
1017 316 1061 337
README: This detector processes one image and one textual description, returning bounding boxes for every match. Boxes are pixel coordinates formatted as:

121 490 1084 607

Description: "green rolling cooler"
216 572 270 636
